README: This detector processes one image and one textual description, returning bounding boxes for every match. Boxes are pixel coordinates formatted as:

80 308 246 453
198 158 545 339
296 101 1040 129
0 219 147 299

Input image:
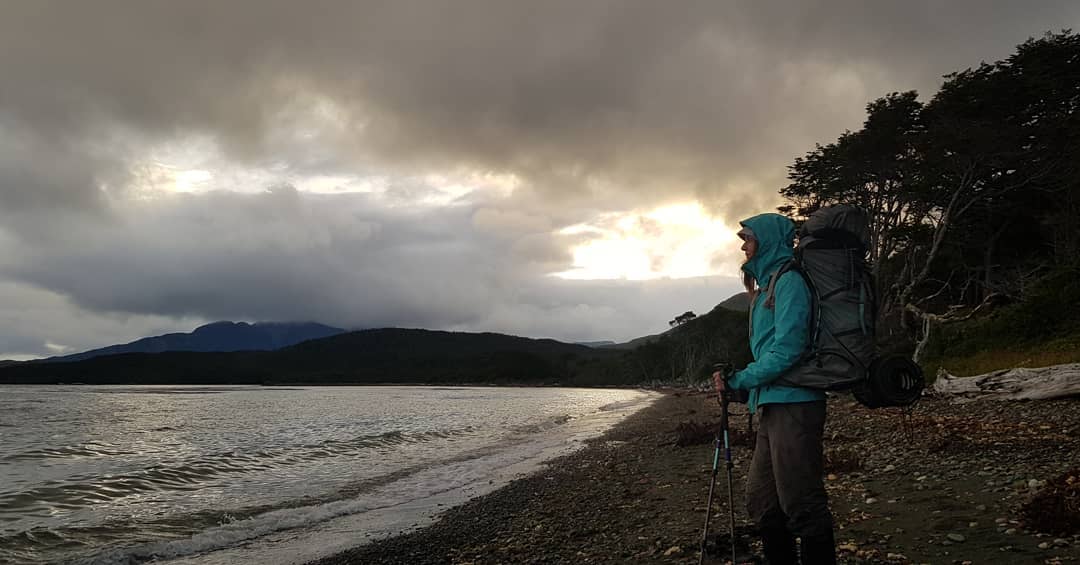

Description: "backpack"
763 205 923 407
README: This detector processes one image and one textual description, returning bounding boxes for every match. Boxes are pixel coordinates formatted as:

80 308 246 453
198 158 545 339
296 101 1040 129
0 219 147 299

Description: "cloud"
3 2 1075 216
0 188 742 350
0 1 1076 353
0 280 207 360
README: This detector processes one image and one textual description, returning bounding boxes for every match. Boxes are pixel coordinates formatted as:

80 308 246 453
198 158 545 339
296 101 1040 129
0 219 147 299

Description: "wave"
0 427 476 514
53 442 532 565
507 413 573 434
597 397 650 412
3 442 135 461
61 422 587 565
60 496 376 565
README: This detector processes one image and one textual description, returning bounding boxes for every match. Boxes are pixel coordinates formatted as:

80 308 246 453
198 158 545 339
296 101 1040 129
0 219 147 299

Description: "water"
0 385 655 565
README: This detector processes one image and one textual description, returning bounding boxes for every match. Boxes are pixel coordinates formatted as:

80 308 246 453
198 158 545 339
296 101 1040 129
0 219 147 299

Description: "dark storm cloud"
0 1 1077 352
2 1 1076 213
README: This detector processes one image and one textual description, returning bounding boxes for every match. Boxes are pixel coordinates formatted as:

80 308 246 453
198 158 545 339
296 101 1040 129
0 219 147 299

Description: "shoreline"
306 391 1080 564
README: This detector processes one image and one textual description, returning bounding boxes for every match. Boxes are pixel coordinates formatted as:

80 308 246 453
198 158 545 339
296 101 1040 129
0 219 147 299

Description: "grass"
921 265 1080 379
925 332 1080 378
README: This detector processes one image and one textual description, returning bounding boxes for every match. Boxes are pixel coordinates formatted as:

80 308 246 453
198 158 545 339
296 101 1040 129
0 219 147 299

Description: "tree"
897 32 1080 358
781 91 928 308
669 311 697 327
778 31 1080 361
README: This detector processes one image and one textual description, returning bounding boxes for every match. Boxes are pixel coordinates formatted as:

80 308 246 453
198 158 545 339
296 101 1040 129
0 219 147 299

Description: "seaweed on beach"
824 447 862 473
1020 467 1080 536
673 420 716 446
672 419 754 447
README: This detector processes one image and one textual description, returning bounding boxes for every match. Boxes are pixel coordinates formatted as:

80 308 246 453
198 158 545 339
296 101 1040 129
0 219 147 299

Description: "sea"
0 385 656 565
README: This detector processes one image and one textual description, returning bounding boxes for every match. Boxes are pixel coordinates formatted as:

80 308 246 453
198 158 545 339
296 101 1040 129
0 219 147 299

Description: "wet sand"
308 390 1080 564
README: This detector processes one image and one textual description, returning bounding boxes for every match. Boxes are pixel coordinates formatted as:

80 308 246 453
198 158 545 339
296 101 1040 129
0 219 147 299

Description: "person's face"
740 236 758 261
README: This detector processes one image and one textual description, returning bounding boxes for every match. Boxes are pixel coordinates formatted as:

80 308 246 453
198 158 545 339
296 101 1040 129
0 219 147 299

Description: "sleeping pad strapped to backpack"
764 205 923 407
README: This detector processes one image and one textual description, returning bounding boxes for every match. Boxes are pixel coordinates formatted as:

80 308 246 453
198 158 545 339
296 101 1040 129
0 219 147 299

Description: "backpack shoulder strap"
764 260 799 309
765 258 819 358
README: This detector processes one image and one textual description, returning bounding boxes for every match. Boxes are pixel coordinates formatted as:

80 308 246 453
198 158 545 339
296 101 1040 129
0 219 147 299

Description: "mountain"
43 322 345 363
0 328 618 385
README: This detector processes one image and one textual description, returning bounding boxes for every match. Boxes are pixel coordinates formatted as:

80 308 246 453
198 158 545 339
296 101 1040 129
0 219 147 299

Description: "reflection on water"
0 385 652 565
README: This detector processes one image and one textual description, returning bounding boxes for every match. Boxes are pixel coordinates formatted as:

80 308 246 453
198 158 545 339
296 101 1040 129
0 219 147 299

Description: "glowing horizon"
554 202 741 280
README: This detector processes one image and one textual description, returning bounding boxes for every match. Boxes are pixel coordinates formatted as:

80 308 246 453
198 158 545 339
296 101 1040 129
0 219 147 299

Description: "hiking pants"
746 400 834 538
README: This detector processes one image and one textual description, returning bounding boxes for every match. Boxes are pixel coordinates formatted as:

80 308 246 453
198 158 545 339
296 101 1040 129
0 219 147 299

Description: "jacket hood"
740 213 795 284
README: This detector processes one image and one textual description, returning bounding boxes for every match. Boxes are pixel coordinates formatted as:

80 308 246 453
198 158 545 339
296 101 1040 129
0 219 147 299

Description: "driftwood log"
933 363 1080 400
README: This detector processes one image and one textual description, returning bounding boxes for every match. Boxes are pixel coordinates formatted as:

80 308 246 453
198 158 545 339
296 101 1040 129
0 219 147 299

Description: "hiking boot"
798 530 836 565
760 527 797 565
710 526 763 564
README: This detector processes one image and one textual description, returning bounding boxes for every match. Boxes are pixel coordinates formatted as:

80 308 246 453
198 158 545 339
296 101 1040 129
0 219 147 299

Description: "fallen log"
933 363 1080 400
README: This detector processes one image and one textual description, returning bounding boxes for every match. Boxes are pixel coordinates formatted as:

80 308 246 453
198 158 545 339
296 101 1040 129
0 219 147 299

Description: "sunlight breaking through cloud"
554 203 740 280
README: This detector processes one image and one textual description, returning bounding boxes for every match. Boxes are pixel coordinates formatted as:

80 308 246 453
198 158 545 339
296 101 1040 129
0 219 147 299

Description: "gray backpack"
765 205 876 390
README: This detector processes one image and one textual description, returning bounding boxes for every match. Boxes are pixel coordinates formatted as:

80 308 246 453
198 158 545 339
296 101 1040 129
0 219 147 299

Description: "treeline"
777 31 1080 360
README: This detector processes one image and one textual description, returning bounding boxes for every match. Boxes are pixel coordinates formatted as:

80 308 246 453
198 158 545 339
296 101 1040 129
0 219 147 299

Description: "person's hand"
712 370 726 394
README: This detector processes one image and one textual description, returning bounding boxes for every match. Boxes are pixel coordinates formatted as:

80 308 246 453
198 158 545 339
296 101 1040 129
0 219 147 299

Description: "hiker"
713 213 836 565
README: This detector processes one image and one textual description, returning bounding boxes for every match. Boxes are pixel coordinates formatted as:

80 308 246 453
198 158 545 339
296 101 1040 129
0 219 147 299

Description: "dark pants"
746 401 834 539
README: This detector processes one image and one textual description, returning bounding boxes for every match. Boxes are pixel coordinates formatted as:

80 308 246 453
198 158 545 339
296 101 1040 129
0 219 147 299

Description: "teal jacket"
726 213 825 413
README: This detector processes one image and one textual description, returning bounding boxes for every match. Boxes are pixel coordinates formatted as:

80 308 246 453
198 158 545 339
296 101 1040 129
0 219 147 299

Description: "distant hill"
717 292 751 312
609 332 661 351
42 321 345 363
0 328 618 385
576 299 752 385
575 340 616 348
607 291 749 350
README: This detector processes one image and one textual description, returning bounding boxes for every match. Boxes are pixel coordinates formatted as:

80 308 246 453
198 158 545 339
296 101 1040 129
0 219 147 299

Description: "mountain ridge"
41 321 345 363
1 292 751 386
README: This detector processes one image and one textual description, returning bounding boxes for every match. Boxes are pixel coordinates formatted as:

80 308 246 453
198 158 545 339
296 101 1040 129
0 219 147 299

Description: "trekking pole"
720 385 737 565
700 364 738 565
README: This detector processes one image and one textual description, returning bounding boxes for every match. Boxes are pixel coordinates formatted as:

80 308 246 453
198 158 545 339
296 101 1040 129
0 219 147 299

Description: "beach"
309 390 1080 564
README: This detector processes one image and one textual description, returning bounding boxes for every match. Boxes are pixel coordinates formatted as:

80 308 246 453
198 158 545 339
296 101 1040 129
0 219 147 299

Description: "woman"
712 213 836 565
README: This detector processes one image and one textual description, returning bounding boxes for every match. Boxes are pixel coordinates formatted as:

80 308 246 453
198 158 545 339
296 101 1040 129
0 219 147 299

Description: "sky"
0 1 1077 359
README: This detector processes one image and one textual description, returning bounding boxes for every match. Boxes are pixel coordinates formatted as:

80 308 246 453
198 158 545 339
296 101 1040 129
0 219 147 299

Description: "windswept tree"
781 91 929 318
669 311 697 327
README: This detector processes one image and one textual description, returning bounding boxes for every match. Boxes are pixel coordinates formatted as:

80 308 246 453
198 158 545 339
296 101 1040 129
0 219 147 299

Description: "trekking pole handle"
711 361 735 403
712 361 735 377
